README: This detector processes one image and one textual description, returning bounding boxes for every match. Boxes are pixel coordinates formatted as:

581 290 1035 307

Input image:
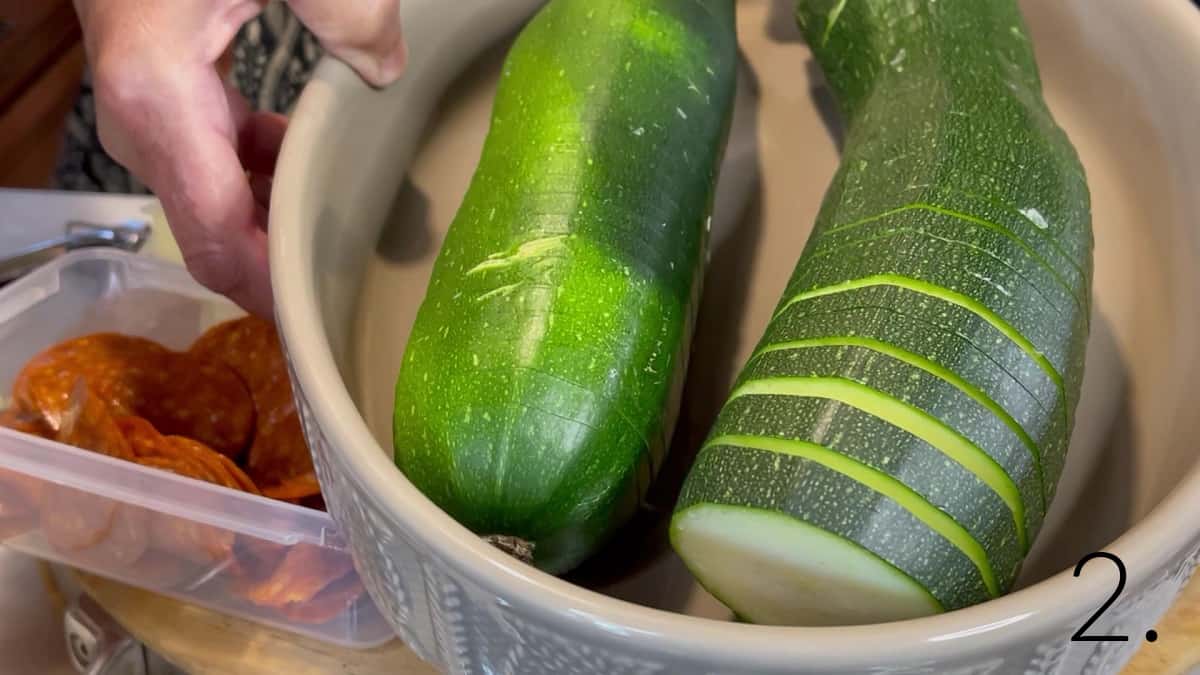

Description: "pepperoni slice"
137 455 235 566
276 572 366 625
56 379 135 461
14 334 254 458
297 493 326 512
162 436 260 494
190 318 317 495
236 543 354 608
137 354 254 460
230 536 289 582
0 407 53 439
40 485 117 552
229 536 363 625
15 335 170 431
260 473 322 502
65 503 151 569
0 476 37 543
190 317 280 393
218 455 261 494
127 549 202 590
41 382 139 552
0 477 34 522
0 410 47 524
115 416 167 459
246 393 316 495
117 415 261 495
39 473 150 566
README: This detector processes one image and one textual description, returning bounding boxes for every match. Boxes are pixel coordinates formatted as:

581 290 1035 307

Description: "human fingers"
286 0 406 87
94 65 275 316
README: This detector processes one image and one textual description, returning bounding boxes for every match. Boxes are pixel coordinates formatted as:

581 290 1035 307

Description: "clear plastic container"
0 249 391 648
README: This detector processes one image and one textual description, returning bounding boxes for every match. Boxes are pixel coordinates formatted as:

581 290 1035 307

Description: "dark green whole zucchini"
394 0 738 575
671 0 1092 625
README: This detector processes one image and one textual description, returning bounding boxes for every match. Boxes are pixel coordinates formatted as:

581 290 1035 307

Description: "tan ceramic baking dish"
270 0 1200 672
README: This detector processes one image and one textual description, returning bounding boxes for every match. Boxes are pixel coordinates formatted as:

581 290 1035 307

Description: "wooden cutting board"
76 570 1199 675
75 572 434 675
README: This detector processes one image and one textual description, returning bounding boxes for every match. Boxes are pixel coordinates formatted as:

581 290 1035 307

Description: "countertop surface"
0 548 74 675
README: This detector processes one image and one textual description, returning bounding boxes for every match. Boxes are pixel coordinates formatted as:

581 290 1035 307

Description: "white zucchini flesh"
671 504 941 626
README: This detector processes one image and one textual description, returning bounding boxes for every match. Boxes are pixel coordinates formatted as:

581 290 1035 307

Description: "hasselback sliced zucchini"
393 0 738 575
671 0 1092 625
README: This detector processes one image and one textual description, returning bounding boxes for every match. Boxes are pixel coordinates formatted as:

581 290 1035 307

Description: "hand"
74 0 406 317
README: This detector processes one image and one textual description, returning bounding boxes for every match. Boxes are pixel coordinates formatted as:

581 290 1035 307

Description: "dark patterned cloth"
52 1 322 194
228 2 324 115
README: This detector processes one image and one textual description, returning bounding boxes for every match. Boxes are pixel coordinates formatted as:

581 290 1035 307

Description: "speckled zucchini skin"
679 443 991 613
672 0 1092 617
393 0 738 575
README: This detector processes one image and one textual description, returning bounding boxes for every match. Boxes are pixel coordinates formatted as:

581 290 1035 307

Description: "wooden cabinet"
0 0 84 187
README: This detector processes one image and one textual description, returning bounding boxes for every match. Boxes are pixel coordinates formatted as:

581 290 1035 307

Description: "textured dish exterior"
293 388 1200 674
271 0 1200 672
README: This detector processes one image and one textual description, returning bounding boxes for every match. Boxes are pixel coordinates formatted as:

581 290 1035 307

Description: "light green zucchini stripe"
823 202 1084 311
775 273 1068 424
820 0 849 47
949 185 1091 286
801 227 1070 322
749 335 1046 511
705 432 999 597
730 376 1027 551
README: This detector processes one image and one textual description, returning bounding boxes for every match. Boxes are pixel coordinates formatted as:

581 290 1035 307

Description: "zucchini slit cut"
775 301 1056 420
776 274 1070 426
703 433 999 597
730 376 1028 551
749 335 1047 511
804 227 1074 320
820 0 849 46
825 202 1085 312
945 184 1091 283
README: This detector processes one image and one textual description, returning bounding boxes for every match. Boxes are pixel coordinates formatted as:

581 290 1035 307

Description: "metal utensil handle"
65 594 149 675
0 220 151 285
0 235 74 285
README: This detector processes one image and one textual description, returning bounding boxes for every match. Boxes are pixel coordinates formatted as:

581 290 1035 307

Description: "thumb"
287 0 406 86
